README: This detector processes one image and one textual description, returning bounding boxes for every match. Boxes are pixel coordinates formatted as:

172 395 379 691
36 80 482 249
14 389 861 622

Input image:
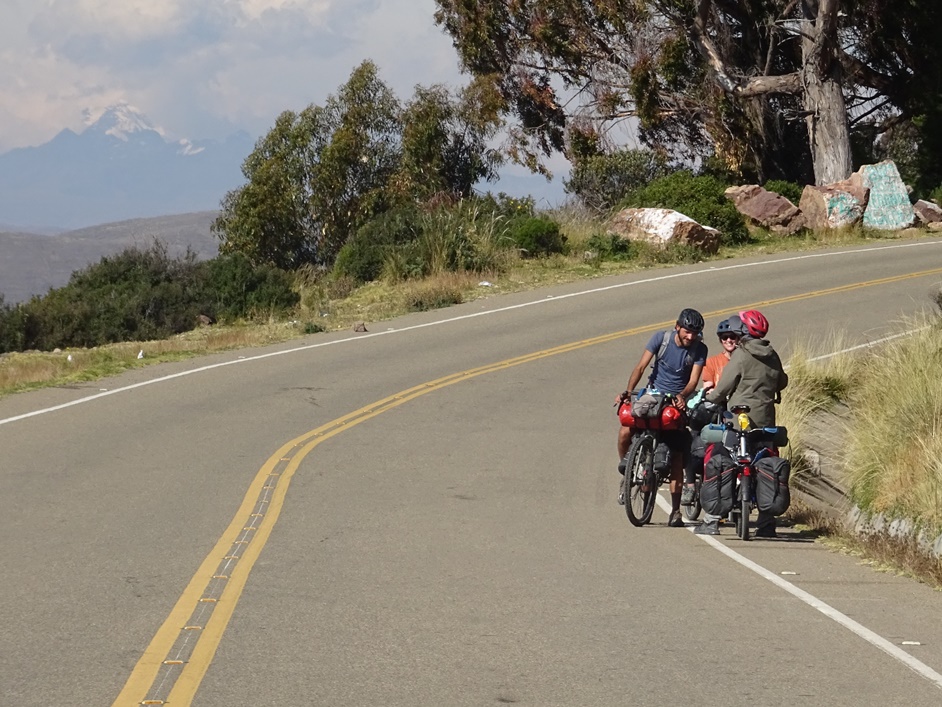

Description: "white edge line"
653 495 942 689
2 239 940 428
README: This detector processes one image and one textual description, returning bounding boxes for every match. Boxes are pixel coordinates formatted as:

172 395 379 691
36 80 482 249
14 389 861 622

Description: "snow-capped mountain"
0 104 254 230
82 102 166 142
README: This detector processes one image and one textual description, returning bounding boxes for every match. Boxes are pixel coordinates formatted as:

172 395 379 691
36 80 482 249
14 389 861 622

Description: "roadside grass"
777 332 855 476
780 321 942 588
0 321 308 395
843 317 942 535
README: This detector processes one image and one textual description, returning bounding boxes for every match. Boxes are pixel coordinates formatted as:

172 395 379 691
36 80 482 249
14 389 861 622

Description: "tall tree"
397 79 504 199
214 62 503 269
214 61 401 268
434 0 935 186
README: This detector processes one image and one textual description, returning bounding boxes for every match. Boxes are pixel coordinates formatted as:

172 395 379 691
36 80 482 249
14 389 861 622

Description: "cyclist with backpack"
695 310 789 537
616 308 708 526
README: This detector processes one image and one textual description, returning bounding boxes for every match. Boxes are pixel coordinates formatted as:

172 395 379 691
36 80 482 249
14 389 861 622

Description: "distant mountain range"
0 211 220 304
0 103 253 231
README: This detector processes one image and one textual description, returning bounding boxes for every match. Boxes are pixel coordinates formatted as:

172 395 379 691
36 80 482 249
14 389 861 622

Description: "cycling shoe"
694 520 720 535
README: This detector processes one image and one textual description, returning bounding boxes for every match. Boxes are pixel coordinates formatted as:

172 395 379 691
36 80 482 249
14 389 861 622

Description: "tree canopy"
434 0 942 189
213 61 503 269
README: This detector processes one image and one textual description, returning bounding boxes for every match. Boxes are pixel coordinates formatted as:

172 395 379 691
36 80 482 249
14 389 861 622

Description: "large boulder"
913 199 942 226
725 185 805 235
608 208 720 254
858 160 915 230
799 173 869 229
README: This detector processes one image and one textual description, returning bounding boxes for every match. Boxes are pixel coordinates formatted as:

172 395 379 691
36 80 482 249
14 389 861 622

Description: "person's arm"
626 349 655 393
675 362 703 408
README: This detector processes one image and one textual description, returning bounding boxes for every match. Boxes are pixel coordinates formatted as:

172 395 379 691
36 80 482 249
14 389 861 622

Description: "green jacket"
705 337 788 427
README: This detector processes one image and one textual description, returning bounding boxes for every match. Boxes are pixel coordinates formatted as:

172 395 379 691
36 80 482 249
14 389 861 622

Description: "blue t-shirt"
644 330 707 394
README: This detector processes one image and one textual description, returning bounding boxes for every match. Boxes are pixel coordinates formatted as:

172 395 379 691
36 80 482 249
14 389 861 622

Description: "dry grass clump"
402 272 481 311
844 319 942 534
777 331 855 474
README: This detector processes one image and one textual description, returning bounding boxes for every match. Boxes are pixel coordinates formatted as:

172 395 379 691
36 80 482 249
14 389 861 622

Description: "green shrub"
416 201 513 275
333 206 421 283
4 244 298 352
505 216 568 257
585 232 637 261
0 296 26 354
565 148 672 212
381 243 426 282
623 170 749 245
205 253 299 321
930 185 942 206
764 179 804 205
18 244 209 349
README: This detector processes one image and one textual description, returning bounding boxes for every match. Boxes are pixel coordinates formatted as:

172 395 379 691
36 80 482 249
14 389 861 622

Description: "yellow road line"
113 266 942 705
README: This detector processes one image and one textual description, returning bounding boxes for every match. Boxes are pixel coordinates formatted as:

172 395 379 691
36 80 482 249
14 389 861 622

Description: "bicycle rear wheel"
737 476 751 541
624 433 657 526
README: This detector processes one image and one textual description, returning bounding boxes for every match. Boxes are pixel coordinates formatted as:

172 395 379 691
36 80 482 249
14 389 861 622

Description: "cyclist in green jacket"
697 310 788 537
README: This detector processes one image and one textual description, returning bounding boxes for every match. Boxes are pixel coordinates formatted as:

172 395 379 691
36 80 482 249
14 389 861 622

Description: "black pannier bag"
755 456 791 516
653 442 671 473
700 444 737 517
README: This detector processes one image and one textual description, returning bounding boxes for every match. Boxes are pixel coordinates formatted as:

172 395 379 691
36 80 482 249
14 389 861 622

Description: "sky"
0 0 568 203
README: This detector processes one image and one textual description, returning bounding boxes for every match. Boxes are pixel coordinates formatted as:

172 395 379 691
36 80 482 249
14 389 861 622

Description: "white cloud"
0 0 466 151
0 0 568 202
239 0 331 22
32 0 187 43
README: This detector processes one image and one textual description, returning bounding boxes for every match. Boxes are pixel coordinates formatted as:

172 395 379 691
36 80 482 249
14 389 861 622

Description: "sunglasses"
719 333 740 341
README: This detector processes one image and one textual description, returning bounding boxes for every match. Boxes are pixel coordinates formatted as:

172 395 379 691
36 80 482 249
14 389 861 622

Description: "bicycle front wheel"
682 484 702 521
624 433 657 526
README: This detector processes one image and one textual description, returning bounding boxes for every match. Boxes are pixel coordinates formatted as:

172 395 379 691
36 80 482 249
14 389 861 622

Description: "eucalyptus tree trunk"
801 0 852 185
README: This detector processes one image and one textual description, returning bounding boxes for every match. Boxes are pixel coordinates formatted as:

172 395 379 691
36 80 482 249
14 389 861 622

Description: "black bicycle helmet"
726 314 748 337
716 318 736 336
677 308 704 333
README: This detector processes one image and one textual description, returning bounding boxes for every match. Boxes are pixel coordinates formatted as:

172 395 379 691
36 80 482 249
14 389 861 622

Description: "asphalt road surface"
3 239 942 706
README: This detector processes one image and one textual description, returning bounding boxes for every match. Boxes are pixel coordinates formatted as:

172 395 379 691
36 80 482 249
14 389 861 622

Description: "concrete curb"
847 505 942 560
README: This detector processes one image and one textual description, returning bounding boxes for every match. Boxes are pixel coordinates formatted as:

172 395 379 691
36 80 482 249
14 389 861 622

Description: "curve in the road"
113 261 942 705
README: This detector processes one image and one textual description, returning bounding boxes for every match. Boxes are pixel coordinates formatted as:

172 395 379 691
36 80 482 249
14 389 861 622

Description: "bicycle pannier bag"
631 391 666 419
653 442 671 473
755 456 791 516
700 444 736 517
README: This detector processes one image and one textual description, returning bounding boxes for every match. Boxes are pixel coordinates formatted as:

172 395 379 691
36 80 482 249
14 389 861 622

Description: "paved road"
2 240 942 706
